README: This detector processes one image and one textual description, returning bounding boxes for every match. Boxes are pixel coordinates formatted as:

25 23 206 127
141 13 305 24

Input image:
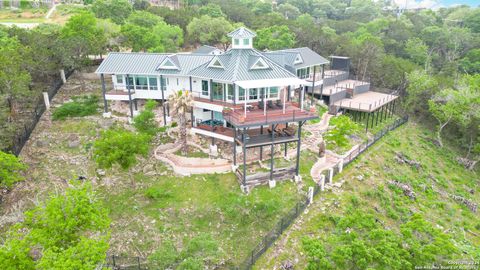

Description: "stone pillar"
60 69 66 83
338 160 344 173
43 92 50 109
329 168 334 183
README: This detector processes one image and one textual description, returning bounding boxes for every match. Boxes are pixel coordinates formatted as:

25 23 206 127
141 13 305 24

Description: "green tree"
186 15 235 49
127 10 163 28
0 181 110 269
133 100 158 136
428 88 466 147
254 25 296 50
404 70 439 115
61 12 106 83
405 37 429 69
325 116 360 149
0 151 27 188
277 3 300 19
464 8 480 33
0 36 31 122
459 48 480 74
198 3 225 18
93 128 150 170
92 0 133 24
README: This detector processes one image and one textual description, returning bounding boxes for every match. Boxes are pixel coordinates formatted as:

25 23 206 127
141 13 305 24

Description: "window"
201 80 209 96
238 87 246 101
212 82 224 100
149 77 158 90
249 88 258 100
177 78 179 85
243 38 249 45
234 39 239 45
268 87 279 99
227 84 234 100
135 76 148 90
116 75 123 84
209 58 224 68
160 77 167 91
127 76 134 88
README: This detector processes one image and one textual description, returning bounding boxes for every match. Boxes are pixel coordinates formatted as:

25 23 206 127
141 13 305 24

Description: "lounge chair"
267 100 274 109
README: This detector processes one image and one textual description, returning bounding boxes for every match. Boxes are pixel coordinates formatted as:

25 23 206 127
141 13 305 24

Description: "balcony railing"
223 102 317 127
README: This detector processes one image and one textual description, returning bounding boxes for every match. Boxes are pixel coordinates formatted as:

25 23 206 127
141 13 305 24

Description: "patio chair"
275 99 282 108
258 101 264 110
267 100 274 109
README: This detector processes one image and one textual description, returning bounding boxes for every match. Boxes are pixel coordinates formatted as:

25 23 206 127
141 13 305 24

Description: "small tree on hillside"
133 100 158 136
93 127 150 170
324 116 360 149
168 90 194 155
0 151 27 189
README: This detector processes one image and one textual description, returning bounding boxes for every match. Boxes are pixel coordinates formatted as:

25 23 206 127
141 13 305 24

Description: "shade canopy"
235 78 307 89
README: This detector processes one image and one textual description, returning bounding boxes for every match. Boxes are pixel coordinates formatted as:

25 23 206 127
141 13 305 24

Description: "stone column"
43 92 50 109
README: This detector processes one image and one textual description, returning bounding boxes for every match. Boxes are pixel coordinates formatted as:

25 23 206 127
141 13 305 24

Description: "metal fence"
102 115 409 270
235 115 409 270
7 69 73 156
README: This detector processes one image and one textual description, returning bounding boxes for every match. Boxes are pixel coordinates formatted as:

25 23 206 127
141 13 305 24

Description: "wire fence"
235 115 409 270
7 69 73 156
101 115 409 270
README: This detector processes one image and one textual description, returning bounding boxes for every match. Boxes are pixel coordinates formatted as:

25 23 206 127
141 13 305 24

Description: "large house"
95 27 397 190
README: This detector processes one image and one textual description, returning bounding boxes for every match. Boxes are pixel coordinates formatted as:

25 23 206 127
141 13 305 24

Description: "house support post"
311 66 316 105
126 74 134 119
160 75 167 126
100 74 108 113
233 127 237 166
269 124 275 188
295 121 303 182
365 112 370 132
242 128 247 190
287 85 291 101
320 65 325 99
260 126 263 160
210 111 214 146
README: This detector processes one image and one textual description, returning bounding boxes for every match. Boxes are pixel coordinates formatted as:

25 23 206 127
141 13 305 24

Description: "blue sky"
439 0 478 6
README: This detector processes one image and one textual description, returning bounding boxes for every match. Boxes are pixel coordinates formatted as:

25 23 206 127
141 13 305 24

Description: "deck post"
365 112 370 132
209 79 213 101
160 75 167 126
295 121 302 176
233 127 237 166
320 65 325 99
284 123 288 157
242 128 247 188
392 99 396 117
126 74 134 118
389 100 394 118
300 86 305 111
260 126 263 160
134 99 138 111
233 83 236 105
287 85 291 101
210 111 214 145
100 74 108 113
371 111 375 128
384 103 388 121
375 108 380 126
311 66 316 104
270 124 275 181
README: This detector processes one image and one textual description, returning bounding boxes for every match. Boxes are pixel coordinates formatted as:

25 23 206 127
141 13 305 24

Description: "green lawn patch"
52 95 99 120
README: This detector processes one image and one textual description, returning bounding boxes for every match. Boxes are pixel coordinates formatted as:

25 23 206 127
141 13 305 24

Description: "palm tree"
168 90 194 155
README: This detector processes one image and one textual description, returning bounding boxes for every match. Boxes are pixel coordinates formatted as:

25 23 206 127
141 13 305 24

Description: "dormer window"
158 57 179 70
234 39 240 45
250 57 269 70
294 54 303 65
243 39 250 45
208 57 224 68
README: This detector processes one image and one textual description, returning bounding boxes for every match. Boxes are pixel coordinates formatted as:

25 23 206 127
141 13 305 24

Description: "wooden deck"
332 91 398 112
225 103 317 127
321 79 369 96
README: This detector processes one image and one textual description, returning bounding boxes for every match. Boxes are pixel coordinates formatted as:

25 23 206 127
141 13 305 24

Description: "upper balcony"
223 101 317 128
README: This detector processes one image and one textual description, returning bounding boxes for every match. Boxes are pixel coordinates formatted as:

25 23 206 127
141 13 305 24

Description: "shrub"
171 121 178 128
144 187 172 199
93 127 150 170
52 95 99 120
0 151 27 189
0 181 110 269
325 115 360 149
133 100 158 135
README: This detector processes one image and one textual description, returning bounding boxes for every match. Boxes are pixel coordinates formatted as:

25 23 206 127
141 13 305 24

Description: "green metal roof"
227 27 256 39
265 47 329 69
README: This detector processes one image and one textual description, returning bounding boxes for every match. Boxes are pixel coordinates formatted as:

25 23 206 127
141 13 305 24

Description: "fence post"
112 255 116 267
137 257 140 269
308 186 314 204
43 92 50 110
